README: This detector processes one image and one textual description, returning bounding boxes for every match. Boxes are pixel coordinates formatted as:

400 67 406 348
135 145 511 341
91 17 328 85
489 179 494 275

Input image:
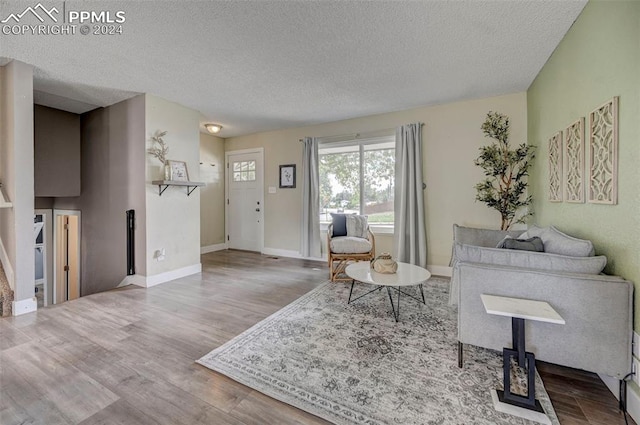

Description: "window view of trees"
319 138 395 225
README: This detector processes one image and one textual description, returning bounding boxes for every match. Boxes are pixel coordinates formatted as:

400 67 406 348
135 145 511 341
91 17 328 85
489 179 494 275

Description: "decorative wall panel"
548 132 563 202
588 97 618 204
564 118 584 203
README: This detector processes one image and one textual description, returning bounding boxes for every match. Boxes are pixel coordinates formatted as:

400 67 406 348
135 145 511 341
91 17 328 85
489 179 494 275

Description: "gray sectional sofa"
450 224 633 379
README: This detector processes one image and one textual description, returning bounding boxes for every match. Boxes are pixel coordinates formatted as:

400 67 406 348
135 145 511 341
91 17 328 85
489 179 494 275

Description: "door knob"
256 208 260 212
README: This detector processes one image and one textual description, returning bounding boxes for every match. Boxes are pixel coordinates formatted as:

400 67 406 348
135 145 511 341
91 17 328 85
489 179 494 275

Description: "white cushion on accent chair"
330 237 373 254
327 214 375 282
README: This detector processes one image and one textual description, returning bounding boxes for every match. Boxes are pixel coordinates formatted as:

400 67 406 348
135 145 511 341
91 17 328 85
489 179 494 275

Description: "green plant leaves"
474 112 536 230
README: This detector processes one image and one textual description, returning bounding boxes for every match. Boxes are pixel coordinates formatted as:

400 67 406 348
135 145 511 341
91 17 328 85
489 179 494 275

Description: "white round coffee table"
345 261 431 322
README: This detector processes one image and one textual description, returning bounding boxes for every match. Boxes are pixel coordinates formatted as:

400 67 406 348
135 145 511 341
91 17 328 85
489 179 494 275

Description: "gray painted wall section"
199 132 225 247
34 105 81 197
55 95 146 295
0 61 35 302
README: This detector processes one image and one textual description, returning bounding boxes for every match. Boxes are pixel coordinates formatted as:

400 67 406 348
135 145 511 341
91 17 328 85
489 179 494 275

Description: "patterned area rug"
197 278 559 425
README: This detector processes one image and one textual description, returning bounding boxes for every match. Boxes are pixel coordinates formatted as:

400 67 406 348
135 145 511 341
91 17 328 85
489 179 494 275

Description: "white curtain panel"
394 123 427 268
301 137 321 258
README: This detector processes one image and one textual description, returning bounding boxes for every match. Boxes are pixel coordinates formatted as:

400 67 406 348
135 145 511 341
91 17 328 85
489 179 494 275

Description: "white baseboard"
629 332 640 423
145 263 202 288
12 297 37 316
427 265 452 277
261 247 302 258
596 330 640 424
261 248 453 275
262 247 325 262
122 264 202 288
261 248 452 277
627 382 640 423
201 243 227 254
627 382 640 424
0 237 15 290
117 274 147 288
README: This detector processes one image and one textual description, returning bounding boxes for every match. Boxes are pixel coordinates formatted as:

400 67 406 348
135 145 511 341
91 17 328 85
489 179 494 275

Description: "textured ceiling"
0 0 586 137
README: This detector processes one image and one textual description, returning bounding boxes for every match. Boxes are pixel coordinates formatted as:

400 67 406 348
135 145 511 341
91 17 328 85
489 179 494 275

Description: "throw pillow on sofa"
518 224 545 239
454 242 607 275
497 236 544 252
519 225 594 257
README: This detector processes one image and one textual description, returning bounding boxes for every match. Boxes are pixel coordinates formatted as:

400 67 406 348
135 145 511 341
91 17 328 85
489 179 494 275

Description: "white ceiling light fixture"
205 123 223 134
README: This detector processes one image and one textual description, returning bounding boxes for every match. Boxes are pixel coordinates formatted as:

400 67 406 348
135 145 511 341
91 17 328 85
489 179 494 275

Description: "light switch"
268 186 277 194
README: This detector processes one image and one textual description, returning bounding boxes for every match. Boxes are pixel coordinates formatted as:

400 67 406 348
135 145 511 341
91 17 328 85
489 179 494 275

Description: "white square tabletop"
481 294 565 325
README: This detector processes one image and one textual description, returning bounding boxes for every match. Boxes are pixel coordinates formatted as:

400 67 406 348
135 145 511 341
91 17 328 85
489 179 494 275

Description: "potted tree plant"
474 112 535 230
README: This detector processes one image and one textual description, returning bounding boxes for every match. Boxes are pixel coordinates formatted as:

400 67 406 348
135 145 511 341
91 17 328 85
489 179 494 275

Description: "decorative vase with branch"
148 130 170 180
474 112 536 230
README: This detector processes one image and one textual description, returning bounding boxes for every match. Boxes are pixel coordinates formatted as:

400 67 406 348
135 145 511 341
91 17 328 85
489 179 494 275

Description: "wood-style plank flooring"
0 250 633 425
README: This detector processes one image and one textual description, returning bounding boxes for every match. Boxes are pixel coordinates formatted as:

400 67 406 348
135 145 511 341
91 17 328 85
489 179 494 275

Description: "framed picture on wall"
168 160 190 181
279 164 296 188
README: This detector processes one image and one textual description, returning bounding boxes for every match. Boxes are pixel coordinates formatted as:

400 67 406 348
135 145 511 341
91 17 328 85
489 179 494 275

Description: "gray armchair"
451 224 633 379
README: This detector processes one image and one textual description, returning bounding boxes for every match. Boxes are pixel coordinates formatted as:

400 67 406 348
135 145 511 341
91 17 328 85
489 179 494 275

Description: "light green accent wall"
528 1 640 328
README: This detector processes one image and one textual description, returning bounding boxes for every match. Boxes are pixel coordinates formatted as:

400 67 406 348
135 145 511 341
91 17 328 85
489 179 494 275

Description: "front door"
226 150 264 252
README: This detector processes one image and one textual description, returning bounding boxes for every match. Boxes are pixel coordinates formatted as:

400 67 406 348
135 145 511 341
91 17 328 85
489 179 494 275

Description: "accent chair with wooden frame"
327 222 375 282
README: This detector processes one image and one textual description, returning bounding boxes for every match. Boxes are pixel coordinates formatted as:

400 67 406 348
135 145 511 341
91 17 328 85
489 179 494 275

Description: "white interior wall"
226 92 527 267
0 60 36 315
145 94 202 279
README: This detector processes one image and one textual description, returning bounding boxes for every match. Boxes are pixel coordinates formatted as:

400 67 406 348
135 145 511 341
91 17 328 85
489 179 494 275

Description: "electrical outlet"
154 249 166 262
633 357 640 386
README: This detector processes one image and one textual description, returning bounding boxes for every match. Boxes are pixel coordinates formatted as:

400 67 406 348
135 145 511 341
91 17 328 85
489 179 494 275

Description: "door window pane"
34 214 44 244
232 161 256 182
35 247 44 280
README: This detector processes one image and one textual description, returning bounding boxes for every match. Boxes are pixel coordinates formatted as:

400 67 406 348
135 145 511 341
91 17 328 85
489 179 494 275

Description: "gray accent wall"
34 105 81 197
55 95 147 295
199 132 225 248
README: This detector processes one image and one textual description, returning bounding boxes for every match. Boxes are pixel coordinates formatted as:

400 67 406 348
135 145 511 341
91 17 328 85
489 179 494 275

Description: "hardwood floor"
0 250 633 425
537 362 634 425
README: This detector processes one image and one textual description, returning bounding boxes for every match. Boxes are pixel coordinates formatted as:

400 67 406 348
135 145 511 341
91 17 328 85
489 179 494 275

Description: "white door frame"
53 209 81 304
34 209 53 307
225 148 265 253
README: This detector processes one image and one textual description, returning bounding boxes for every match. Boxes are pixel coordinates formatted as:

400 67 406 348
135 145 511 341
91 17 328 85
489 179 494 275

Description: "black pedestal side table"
481 294 565 424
